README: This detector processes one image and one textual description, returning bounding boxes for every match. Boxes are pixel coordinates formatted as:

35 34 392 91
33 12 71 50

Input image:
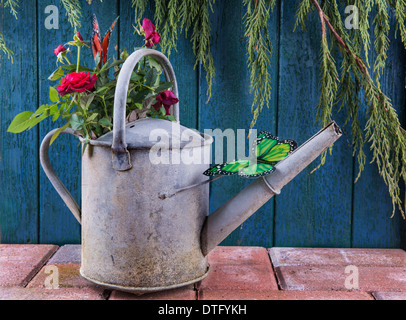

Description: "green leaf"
155 82 174 93
131 88 153 103
70 114 84 131
48 67 64 81
86 113 99 123
50 122 71 145
147 56 162 72
62 64 94 72
145 68 159 88
49 86 59 103
7 111 34 133
99 117 113 128
79 93 95 110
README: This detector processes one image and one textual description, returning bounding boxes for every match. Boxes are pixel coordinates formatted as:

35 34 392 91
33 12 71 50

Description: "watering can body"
40 49 342 294
80 123 212 291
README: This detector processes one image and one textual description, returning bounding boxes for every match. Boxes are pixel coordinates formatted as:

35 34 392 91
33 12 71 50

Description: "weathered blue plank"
0 0 39 243
274 1 353 247
198 0 279 247
352 10 406 248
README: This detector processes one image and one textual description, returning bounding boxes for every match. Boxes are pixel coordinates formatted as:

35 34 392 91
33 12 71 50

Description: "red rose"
54 45 67 56
57 72 98 96
153 90 179 115
142 18 161 47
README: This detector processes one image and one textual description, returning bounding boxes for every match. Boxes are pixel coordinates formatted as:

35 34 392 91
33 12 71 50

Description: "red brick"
372 291 406 300
199 290 373 300
199 264 278 291
269 247 406 267
27 264 101 289
198 246 278 292
0 287 105 300
208 246 271 266
0 245 58 287
109 286 196 300
275 265 406 292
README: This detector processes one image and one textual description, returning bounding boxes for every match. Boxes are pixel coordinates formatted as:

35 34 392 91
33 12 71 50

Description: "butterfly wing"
238 162 275 178
260 139 297 162
252 131 279 158
101 16 119 64
203 159 250 176
91 14 102 67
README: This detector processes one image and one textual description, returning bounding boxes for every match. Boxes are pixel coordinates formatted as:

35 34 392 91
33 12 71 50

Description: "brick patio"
0 245 405 300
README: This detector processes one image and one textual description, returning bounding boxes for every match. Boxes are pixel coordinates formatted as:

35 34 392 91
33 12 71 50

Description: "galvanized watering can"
40 49 342 294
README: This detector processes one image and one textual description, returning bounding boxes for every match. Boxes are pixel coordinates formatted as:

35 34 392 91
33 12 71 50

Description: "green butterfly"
203 131 297 178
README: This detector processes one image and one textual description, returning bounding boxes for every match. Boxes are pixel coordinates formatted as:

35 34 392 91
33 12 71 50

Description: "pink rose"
54 45 67 56
75 32 84 41
57 72 98 96
153 90 179 115
142 18 161 47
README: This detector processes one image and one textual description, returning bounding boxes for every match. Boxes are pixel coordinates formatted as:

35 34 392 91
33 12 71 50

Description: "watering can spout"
200 121 342 256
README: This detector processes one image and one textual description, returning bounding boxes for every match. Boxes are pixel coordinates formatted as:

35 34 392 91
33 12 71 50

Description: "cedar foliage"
1 0 406 218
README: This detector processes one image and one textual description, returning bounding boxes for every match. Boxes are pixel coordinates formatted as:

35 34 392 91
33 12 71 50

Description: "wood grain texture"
274 2 353 247
0 0 39 244
198 0 279 247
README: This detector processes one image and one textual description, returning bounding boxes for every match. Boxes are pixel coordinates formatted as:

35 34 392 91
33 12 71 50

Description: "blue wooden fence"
1 0 405 248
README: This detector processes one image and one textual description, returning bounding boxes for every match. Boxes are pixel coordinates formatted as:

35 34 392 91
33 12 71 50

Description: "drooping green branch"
0 0 19 61
243 0 276 130
0 32 14 62
308 0 406 218
60 0 82 31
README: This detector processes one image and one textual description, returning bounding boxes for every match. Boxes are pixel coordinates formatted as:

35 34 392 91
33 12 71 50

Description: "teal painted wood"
0 0 39 244
274 2 353 247
352 10 406 248
37 0 119 244
198 0 279 247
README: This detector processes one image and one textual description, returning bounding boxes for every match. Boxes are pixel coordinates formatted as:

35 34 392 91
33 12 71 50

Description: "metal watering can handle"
40 128 82 224
112 49 179 171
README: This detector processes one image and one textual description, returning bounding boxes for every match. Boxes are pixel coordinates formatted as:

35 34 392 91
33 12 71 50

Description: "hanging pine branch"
60 0 82 31
243 0 276 130
305 0 406 218
0 0 18 61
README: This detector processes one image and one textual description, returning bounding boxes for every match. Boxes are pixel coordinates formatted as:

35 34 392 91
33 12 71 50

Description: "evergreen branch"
0 0 18 61
373 0 390 87
244 0 275 129
60 0 82 31
1 0 18 19
294 0 314 32
393 0 406 47
132 0 149 23
0 32 14 62
190 0 215 101
310 0 406 218
155 0 180 56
